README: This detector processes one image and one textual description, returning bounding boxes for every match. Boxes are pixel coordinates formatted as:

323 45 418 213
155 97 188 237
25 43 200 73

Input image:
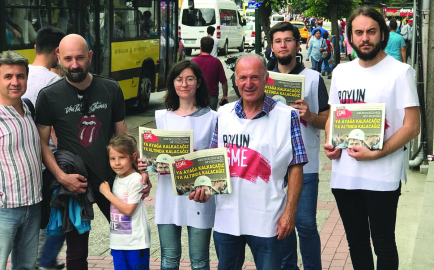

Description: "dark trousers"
405 40 411 63
65 182 111 270
332 183 401 270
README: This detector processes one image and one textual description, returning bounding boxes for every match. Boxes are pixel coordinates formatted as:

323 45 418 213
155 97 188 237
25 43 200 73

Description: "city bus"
1 0 180 111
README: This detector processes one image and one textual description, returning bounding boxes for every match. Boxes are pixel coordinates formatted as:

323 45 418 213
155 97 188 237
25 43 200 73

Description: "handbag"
321 39 328 59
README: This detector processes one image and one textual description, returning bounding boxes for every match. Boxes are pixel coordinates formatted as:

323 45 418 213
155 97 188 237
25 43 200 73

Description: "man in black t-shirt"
35 34 151 269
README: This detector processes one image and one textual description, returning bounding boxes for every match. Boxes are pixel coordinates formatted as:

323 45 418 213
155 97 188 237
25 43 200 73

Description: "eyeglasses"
273 38 298 45
174 77 197 86
79 92 89 115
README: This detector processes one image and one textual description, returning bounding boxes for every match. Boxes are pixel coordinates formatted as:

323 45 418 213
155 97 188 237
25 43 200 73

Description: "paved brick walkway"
6 200 352 270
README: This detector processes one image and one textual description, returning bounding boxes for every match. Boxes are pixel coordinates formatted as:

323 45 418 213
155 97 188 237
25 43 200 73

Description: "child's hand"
99 181 111 195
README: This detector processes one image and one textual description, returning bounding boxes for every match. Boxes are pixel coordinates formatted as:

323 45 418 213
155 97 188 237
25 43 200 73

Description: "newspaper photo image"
138 127 193 173
265 71 305 105
168 148 231 196
328 103 386 150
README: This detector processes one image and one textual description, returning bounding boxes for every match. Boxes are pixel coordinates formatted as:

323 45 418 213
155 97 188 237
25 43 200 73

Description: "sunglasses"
79 93 90 115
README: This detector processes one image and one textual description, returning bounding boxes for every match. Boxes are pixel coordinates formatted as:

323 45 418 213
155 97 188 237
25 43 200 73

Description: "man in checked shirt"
190 53 307 270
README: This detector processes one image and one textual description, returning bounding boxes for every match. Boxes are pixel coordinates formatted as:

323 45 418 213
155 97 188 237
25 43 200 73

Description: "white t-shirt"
299 68 321 174
110 172 151 250
329 55 419 191
154 109 218 229
214 102 295 237
211 36 219 57
23 65 60 105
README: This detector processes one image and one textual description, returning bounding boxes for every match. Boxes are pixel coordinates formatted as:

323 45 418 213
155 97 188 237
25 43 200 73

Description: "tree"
293 0 394 65
256 0 291 48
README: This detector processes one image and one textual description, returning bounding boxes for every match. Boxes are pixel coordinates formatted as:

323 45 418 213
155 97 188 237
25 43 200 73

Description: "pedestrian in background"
385 19 406 63
400 18 413 63
306 29 327 72
207 26 219 58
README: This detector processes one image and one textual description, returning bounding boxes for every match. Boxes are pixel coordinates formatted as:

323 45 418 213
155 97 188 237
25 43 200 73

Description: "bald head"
57 34 93 84
59 34 89 55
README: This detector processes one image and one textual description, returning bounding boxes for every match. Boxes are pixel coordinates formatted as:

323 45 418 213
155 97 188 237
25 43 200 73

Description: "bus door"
158 0 177 88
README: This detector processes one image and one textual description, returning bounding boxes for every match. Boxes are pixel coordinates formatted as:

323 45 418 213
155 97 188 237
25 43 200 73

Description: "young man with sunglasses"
35 34 151 269
269 22 329 270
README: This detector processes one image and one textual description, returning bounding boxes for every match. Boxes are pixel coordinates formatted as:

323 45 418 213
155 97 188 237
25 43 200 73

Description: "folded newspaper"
328 103 386 150
265 71 305 104
168 148 231 196
138 127 193 173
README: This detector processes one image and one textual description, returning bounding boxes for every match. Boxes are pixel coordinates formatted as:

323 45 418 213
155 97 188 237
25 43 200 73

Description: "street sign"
247 1 262 9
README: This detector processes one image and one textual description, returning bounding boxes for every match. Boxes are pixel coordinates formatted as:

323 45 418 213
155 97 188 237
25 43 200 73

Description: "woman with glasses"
152 60 217 270
306 29 328 72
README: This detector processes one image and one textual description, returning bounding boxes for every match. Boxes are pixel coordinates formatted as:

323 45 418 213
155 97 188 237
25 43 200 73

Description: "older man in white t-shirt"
324 7 419 270
191 54 307 270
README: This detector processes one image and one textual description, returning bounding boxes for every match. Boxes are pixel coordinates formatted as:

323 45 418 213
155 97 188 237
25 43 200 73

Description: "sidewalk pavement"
8 57 433 270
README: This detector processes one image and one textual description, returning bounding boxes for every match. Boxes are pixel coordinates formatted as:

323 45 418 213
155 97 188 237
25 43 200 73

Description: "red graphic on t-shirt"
174 159 194 171
143 133 159 142
77 114 102 147
227 146 271 184
335 108 353 119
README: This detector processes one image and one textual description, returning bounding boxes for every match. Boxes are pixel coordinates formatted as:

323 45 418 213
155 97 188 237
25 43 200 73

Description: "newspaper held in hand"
328 103 386 150
265 71 305 105
139 127 193 173
169 148 231 196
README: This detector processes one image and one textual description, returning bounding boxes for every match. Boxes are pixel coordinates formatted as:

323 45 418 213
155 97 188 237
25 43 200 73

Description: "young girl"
100 134 151 270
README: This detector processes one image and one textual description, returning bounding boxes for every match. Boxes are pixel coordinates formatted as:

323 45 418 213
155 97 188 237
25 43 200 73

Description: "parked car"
243 23 264 48
270 14 285 28
179 0 246 55
290 21 309 42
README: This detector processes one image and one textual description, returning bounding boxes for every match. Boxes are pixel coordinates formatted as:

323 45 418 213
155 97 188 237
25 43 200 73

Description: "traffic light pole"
255 8 261 54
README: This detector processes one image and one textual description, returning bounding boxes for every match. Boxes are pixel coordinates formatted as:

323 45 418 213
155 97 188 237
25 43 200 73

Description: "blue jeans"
340 35 345 53
39 233 66 267
321 53 332 74
213 231 283 270
158 224 212 270
0 203 41 269
112 249 150 270
282 173 321 270
310 57 322 73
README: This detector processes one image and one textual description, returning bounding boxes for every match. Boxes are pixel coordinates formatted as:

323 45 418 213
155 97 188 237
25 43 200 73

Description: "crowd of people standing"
0 6 419 270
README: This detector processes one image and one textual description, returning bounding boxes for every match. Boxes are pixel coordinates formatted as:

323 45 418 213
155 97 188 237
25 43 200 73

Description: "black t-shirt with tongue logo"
35 75 126 185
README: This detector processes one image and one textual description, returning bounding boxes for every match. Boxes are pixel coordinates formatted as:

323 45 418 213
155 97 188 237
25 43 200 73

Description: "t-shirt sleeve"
112 83 126 123
317 76 330 112
127 174 144 204
399 67 419 109
35 90 53 126
218 61 227 84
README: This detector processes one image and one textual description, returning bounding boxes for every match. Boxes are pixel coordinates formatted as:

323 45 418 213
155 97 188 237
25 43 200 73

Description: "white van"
179 0 246 55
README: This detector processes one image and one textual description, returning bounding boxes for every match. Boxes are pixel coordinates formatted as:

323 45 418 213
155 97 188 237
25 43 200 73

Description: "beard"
61 61 91 83
276 54 293 65
351 40 382 61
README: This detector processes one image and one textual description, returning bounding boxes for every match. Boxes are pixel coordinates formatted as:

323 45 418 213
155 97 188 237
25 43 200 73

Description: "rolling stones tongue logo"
77 114 102 147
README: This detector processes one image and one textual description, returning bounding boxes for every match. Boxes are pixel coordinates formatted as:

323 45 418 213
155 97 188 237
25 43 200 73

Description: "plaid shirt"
210 96 308 166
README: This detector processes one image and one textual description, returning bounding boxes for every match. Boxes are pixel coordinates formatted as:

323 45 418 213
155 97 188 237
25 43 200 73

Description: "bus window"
138 1 158 38
113 0 137 39
6 7 42 45
50 1 80 34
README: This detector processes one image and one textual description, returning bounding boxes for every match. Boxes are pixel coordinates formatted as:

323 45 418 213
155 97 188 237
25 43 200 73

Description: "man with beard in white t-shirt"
324 7 420 270
269 21 329 270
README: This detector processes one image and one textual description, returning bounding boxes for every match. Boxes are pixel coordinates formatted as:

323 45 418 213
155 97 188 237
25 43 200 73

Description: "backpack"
22 98 36 120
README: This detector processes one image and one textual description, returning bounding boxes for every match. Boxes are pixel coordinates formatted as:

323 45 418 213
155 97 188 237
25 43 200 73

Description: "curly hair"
165 60 210 111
